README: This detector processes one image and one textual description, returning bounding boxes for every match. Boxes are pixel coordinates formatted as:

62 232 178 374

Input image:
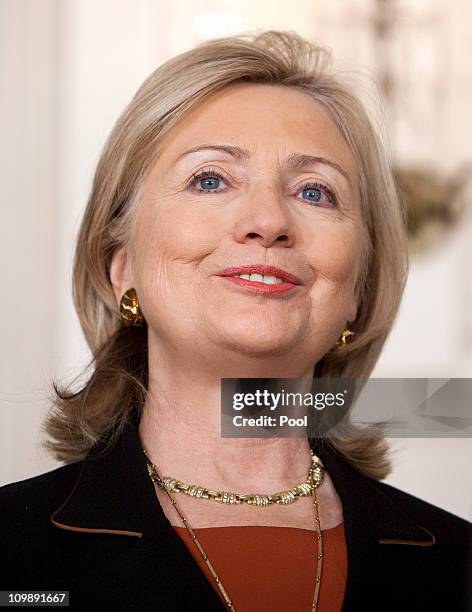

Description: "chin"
217 327 299 358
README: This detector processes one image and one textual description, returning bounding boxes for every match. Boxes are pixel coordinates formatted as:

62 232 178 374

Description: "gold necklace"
144 449 323 506
144 448 325 611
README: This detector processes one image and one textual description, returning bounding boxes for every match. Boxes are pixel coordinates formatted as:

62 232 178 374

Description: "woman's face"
112 82 364 371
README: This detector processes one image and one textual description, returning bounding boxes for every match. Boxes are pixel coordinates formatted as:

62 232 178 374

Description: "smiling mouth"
214 264 304 295
217 274 302 295
215 264 304 284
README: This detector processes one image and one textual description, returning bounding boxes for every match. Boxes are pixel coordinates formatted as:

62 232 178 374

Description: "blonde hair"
43 30 408 479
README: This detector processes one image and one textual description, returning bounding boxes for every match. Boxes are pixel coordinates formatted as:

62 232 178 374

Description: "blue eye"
190 169 226 193
301 182 337 208
303 186 322 202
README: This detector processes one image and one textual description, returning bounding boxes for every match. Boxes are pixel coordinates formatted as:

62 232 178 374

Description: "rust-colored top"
174 522 347 611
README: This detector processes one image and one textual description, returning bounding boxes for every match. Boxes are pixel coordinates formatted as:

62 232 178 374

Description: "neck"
138 335 317 492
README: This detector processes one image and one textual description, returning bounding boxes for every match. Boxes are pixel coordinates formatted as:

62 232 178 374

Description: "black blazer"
1 418 471 612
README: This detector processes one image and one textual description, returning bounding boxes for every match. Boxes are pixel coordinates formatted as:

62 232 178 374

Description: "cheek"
143 199 221 262
165 209 218 258
131 199 220 302
305 222 363 294
301 223 363 351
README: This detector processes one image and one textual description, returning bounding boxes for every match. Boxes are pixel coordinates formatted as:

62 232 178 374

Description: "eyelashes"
188 167 339 208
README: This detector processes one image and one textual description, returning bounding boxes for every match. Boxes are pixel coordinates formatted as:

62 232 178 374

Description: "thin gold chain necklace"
143 448 325 611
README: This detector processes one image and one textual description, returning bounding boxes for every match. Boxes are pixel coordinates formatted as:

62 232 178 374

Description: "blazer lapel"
50 416 227 609
310 439 436 610
51 417 156 537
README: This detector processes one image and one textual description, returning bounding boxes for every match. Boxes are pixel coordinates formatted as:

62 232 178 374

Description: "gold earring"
120 288 145 326
335 323 355 349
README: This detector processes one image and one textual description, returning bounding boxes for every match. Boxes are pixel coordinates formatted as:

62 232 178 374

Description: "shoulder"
0 462 85 589
374 477 472 544
0 462 82 531
0 462 82 502
318 438 472 548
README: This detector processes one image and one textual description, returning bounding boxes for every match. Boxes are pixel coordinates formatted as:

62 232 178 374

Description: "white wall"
0 0 470 521
1 0 60 481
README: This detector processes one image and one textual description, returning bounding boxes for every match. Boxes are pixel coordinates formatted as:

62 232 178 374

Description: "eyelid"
192 167 227 179
187 166 233 193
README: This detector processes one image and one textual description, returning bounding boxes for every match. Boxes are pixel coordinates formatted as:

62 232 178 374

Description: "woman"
1 30 470 612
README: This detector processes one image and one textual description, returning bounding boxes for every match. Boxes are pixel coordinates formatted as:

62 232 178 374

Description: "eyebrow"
173 144 352 185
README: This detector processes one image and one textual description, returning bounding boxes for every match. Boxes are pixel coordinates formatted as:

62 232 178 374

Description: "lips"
215 264 304 286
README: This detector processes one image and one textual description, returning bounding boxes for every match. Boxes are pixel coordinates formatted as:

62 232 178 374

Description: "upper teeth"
236 273 284 284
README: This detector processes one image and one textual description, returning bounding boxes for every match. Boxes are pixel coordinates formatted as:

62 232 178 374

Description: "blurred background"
1 0 471 519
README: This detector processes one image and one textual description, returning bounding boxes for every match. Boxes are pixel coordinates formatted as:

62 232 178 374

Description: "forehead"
154 82 357 178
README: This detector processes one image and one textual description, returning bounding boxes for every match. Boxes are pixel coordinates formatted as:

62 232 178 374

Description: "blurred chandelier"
394 165 469 254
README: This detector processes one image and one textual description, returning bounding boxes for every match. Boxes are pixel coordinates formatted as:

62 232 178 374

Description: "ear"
109 246 134 306
348 302 358 325
349 275 363 324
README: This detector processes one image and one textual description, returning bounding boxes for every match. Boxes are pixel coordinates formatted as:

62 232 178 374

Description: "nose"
233 183 296 248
